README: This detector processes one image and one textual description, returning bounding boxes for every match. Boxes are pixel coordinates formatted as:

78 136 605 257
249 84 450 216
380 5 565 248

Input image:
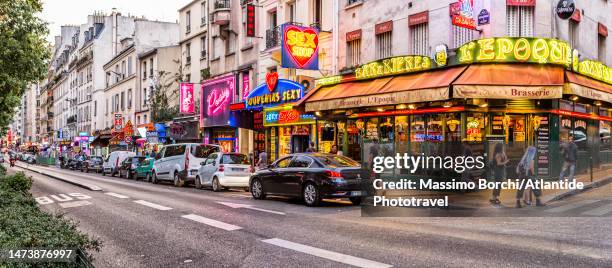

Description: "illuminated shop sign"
264 108 316 127
245 73 304 109
458 37 572 67
179 83 195 114
452 0 476 30
281 24 319 70
355 55 432 80
315 75 342 86
576 60 612 85
201 74 235 127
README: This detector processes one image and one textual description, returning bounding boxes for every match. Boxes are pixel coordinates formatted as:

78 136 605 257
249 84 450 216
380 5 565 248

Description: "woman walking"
490 143 509 205
515 146 544 208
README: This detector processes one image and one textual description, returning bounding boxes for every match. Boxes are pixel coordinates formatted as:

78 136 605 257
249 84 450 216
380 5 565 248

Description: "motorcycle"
9 158 15 167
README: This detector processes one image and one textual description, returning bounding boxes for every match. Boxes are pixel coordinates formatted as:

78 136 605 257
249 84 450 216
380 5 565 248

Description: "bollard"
590 156 593 183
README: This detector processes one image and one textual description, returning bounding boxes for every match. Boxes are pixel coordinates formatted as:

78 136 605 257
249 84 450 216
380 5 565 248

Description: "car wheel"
349 197 362 206
250 178 266 199
152 172 158 184
303 183 321 207
127 171 133 180
101 170 106 176
212 177 221 192
195 176 203 189
173 172 184 187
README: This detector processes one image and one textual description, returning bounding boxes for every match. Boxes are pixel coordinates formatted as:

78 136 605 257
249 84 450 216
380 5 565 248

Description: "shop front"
243 74 307 162
201 74 237 152
302 37 612 178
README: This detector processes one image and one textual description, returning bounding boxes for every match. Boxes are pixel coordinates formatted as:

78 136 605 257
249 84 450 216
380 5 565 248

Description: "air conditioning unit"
297 75 316 92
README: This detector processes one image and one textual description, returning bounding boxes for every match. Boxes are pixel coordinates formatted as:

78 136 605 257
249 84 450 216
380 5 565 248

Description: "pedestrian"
516 146 544 208
490 142 509 205
330 145 343 156
305 142 316 152
257 149 268 170
559 134 578 182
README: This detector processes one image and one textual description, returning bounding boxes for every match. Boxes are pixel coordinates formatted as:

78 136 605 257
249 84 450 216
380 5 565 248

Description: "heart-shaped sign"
284 25 319 68
266 72 278 92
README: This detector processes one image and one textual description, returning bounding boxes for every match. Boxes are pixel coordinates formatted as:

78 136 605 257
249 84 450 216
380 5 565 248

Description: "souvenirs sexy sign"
281 24 319 70
245 73 304 109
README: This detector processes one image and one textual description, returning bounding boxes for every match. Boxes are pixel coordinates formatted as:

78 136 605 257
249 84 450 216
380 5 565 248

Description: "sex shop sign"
281 24 319 70
245 72 304 110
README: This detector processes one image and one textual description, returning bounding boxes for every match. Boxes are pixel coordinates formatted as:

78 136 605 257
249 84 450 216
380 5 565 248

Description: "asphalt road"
10 164 612 268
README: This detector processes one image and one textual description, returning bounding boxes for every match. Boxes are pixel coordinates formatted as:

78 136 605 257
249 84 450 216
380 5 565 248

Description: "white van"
102 151 136 177
152 143 220 187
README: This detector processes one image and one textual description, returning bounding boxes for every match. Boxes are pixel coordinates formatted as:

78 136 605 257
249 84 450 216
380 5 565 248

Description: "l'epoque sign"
457 37 572 67
245 74 304 109
355 55 432 80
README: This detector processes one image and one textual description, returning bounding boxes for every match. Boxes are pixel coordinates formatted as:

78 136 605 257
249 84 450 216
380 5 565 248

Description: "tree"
149 70 180 123
0 0 49 135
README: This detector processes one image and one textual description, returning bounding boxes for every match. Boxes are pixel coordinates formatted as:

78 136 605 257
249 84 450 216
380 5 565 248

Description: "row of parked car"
62 143 369 206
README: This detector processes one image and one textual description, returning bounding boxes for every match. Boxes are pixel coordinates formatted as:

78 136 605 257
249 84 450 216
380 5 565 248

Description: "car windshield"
221 154 249 165
313 155 360 168
132 157 145 164
193 145 220 158
91 157 103 162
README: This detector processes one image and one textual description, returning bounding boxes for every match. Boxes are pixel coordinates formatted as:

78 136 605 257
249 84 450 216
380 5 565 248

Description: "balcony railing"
214 0 230 9
47 111 54 118
67 115 77 125
265 25 281 50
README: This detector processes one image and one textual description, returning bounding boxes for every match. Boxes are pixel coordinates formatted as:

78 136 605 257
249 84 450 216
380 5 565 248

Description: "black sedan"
65 156 87 170
118 156 146 180
249 153 369 206
82 156 104 173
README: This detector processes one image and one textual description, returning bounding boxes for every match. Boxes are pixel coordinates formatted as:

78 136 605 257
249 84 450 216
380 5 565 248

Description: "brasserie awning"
304 66 467 112
564 71 612 103
452 64 565 99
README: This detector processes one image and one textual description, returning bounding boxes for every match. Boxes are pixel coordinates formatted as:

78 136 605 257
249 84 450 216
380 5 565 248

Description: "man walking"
559 134 578 182
256 149 268 170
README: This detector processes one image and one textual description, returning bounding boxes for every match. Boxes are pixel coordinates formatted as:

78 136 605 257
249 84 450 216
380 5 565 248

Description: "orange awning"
566 71 612 94
304 67 466 111
453 64 565 86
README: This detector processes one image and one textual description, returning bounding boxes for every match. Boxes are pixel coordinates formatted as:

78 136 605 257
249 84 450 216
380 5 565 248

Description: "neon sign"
315 75 342 86
281 24 319 70
264 108 316 127
245 78 304 109
201 74 235 127
458 37 572 66
355 55 432 80
179 83 195 114
207 88 230 116
577 60 612 85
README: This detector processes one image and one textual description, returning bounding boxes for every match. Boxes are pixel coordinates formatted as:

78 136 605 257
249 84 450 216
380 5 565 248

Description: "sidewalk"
14 162 103 191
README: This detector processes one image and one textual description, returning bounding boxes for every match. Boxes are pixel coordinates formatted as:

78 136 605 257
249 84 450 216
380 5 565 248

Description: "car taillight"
325 170 343 178
218 164 225 172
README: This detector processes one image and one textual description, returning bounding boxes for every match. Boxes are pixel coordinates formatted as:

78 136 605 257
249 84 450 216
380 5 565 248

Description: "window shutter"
519 6 534 37
506 6 518 37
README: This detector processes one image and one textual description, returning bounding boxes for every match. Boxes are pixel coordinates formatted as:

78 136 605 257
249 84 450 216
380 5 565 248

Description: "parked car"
23 154 36 164
135 157 155 181
65 156 86 170
82 156 104 173
0 154 5 163
152 143 220 186
196 152 254 191
119 156 146 180
249 153 370 206
102 151 136 177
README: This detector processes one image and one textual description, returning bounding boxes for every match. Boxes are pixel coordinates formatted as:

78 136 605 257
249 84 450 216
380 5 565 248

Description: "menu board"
492 115 505 135
536 115 550 176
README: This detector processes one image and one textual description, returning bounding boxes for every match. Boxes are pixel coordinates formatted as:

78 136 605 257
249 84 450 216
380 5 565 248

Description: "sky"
39 0 192 42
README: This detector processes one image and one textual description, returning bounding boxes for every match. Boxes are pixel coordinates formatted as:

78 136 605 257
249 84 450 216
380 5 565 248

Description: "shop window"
379 117 394 143
366 118 379 141
319 121 336 153
600 108 611 151
346 119 362 162
569 19 579 49
466 113 486 142
426 114 444 142
445 114 461 142
574 118 588 151
279 126 292 158
507 115 526 143
410 115 425 142
395 116 409 143
275 156 293 168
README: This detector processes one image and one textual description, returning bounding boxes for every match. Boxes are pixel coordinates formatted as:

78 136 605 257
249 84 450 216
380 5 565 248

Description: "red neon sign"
207 88 230 116
282 24 319 69
246 4 256 37
278 109 301 124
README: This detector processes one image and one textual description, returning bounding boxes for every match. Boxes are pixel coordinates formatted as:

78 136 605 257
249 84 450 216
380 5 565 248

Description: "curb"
15 163 103 191
544 176 612 203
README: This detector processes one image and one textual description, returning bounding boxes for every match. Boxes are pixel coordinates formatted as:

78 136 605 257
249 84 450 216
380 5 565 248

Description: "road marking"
35 193 92 205
105 192 130 199
262 238 392 268
59 200 92 208
181 214 242 231
133 200 172 211
582 203 612 216
545 199 600 213
217 201 286 215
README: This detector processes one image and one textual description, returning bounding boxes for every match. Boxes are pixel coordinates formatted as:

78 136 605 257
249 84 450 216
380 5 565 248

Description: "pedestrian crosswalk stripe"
181 214 242 231
59 200 92 208
133 200 172 210
262 238 393 268
105 192 129 199
582 203 612 216
545 199 600 213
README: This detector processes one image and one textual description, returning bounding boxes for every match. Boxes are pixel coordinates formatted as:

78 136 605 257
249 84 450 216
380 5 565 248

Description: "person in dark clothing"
559 134 578 182
490 143 509 205
305 142 316 152
516 146 544 208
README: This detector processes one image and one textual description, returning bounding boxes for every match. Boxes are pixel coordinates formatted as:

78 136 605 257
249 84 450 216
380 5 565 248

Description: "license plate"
350 191 362 196
232 168 245 172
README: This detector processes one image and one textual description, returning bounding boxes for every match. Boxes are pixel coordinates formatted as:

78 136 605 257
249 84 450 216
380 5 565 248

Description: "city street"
10 164 612 268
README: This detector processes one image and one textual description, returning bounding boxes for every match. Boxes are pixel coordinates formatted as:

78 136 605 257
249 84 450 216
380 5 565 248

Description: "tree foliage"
0 0 49 135
149 70 180 123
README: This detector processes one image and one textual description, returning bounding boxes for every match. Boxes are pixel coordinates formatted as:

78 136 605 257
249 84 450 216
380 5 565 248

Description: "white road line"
59 200 92 208
262 238 393 268
582 203 612 216
105 192 130 199
133 200 173 211
181 214 242 231
247 207 286 215
545 199 600 213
